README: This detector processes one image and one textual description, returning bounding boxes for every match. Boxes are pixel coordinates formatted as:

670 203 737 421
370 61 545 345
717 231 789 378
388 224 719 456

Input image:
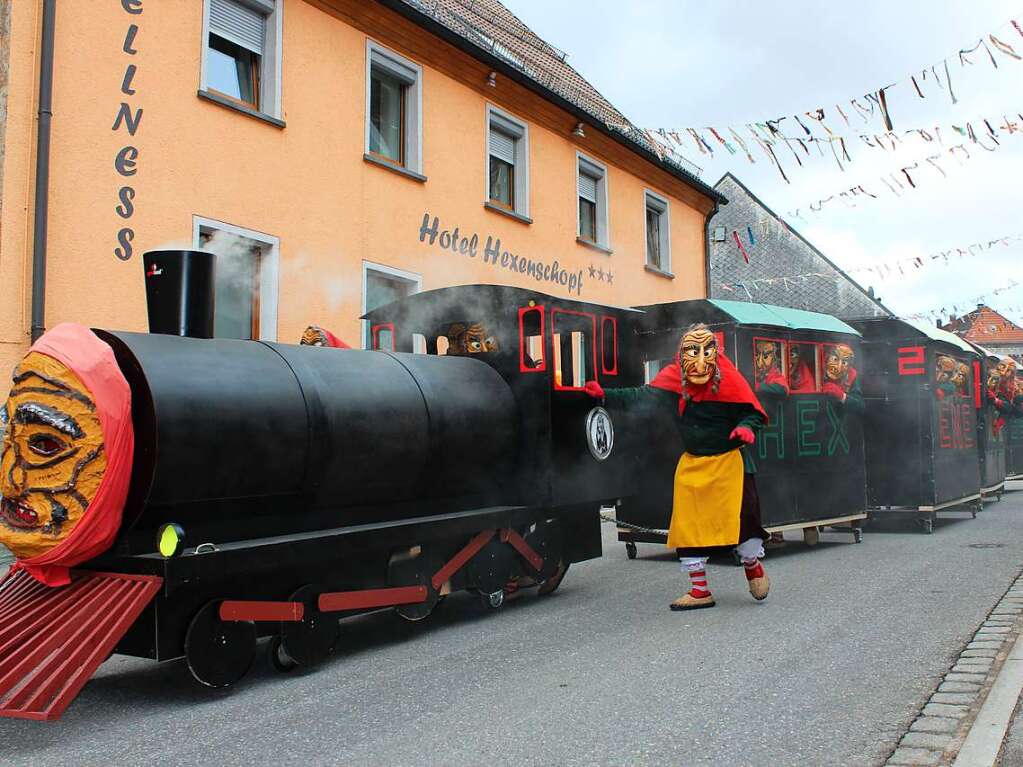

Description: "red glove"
729 426 755 445
583 380 605 399
822 382 847 402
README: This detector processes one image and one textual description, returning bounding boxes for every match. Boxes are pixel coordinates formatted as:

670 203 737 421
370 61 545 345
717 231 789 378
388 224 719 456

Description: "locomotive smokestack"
143 250 215 338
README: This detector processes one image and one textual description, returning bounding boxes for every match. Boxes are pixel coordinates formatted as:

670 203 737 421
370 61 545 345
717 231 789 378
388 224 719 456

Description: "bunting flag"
732 230 750 263
633 15 1023 182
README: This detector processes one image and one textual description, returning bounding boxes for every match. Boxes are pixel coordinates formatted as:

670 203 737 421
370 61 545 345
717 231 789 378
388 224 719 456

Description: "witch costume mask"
825 345 855 387
754 341 780 383
0 352 107 559
679 325 719 389
447 323 498 355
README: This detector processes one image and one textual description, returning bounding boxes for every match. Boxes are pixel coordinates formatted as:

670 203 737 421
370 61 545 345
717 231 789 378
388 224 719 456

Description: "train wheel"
537 562 570 596
268 636 298 673
524 519 566 582
479 589 505 610
280 585 340 667
625 542 638 560
388 546 442 622
185 600 256 688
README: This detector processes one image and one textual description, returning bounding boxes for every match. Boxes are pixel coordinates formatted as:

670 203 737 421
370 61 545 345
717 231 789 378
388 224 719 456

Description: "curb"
885 568 1023 767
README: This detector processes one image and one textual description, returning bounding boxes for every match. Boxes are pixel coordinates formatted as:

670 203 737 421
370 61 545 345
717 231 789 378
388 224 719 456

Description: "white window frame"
643 189 671 273
200 0 283 119
365 40 424 174
192 215 280 342
485 104 530 218
576 152 609 248
361 261 422 349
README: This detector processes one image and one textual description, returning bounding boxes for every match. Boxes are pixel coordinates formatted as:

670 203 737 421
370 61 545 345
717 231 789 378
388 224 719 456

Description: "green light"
158 523 185 558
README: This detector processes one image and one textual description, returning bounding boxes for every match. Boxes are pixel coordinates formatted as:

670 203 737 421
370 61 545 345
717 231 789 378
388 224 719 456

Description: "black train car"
0 269 637 720
966 342 1007 500
850 318 982 532
613 299 867 557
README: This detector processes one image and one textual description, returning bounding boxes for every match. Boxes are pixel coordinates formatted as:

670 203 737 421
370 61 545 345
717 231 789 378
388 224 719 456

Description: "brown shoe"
669 592 716 611
748 573 770 601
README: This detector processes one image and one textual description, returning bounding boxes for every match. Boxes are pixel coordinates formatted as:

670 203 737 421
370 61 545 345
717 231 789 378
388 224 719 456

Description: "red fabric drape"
9 324 134 587
649 354 767 420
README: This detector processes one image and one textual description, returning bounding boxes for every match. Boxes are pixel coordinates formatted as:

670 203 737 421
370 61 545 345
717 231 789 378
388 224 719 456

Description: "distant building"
943 305 1023 361
708 173 891 320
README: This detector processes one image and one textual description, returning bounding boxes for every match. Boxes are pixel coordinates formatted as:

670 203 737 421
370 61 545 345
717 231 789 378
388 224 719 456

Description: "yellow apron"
665 449 744 549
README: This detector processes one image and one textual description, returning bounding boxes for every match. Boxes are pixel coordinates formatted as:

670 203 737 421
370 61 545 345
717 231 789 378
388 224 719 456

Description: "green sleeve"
843 379 865 415
757 383 789 398
602 385 677 414
736 407 766 434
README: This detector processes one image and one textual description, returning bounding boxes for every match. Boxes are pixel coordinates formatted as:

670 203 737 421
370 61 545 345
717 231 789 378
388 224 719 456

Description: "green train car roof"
708 299 860 336
905 319 977 354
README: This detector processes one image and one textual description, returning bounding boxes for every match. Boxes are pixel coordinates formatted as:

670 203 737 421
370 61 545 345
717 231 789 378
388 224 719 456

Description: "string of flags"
714 229 1023 290
903 281 1022 323
627 16 1023 182
785 116 1023 219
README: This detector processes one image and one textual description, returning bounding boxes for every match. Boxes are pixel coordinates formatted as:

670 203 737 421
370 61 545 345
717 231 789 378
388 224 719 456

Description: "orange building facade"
0 0 721 397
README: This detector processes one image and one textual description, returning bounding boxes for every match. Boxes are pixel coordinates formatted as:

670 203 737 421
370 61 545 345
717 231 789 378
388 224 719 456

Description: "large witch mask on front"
0 352 106 559
679 324 720 391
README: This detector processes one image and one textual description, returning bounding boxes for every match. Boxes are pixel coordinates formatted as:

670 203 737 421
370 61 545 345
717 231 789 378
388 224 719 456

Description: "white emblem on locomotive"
586 407 614 461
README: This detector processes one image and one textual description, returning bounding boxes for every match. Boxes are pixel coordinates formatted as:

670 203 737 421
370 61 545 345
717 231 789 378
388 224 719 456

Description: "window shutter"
210 0 266 55
578 171 598 202
489 127 516 164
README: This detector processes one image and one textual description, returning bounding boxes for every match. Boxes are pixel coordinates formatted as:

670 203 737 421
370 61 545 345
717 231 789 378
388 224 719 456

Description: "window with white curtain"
486 106 529 217
366 42 423 173
644 190 671 273
577 154 608 247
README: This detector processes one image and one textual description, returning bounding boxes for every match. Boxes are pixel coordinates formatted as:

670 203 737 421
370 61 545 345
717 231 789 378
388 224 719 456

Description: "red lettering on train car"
897 346 926 376
938 400 953 448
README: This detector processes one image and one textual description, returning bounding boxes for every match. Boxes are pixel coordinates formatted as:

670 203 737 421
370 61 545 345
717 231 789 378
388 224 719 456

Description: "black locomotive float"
1 249 1020 720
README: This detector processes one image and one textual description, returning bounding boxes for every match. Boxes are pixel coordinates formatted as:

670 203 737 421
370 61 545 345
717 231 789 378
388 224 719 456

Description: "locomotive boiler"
0 252 619 721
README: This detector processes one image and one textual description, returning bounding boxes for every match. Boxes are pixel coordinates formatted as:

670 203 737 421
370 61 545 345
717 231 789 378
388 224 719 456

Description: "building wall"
708 174 888 320
0 0 713 398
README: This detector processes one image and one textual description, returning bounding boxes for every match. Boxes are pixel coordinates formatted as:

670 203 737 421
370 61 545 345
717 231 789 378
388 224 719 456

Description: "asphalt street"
4 488 1023 767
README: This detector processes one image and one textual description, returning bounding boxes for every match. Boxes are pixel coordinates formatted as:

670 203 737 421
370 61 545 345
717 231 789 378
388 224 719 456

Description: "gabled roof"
943 305 1023 345
709 173 892 321
383 0 727 204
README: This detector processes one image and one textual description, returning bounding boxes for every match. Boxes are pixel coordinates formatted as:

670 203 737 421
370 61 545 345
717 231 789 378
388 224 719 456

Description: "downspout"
703 199 722 299
30 0 56 342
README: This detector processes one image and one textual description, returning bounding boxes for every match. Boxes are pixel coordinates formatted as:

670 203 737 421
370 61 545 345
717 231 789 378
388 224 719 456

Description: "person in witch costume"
584 323 769 611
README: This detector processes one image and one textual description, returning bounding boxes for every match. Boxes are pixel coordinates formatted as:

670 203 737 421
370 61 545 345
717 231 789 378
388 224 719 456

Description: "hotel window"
195 218 279 342
486 107 529 218
362 263 421 349
577 155 608 248
644 190 671 273
366 42 423 172
203 0 281 116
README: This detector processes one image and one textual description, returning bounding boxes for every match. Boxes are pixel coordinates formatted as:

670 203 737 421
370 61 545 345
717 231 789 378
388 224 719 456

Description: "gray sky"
503 0 1023 326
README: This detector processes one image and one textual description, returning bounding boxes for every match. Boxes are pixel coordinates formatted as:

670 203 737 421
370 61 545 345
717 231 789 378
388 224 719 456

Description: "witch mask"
300 325 330 347
0 352 107 559
679 325 719 388
935 355 956 385
447 323 498 355
825 345 855 387
754 341 780 382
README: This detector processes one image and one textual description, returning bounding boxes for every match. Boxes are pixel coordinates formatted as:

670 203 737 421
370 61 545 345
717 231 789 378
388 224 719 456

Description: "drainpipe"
703 199 722 299
30 0 56 343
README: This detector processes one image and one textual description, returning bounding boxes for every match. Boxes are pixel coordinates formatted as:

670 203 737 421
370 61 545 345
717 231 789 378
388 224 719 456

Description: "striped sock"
743 559 764 580
689 569 710 598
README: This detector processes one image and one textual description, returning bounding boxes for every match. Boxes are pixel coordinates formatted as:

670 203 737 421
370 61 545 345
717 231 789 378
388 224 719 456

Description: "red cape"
650 354 767 419
320 328 350 349
789 361 816 393
10 324 134 587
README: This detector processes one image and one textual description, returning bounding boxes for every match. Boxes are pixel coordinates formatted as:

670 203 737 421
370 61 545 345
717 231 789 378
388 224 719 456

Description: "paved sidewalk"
884 522 1023 766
